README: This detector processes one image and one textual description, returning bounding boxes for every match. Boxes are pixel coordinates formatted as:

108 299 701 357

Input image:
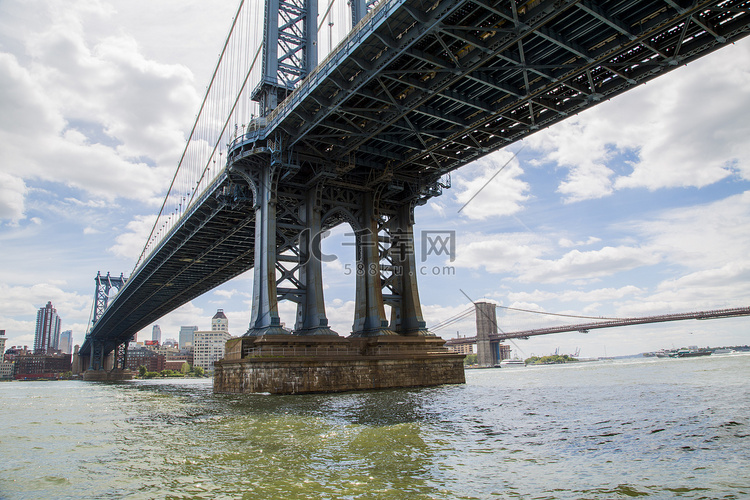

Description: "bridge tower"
475 302 497 367
215 0 465 392
238 0 433 340
75 272 134 380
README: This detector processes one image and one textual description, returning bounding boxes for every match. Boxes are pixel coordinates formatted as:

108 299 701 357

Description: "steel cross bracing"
80 0 750 360
92 272 127 325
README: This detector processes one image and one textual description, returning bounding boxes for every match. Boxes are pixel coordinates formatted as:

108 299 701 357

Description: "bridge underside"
263 0 750 188
81 0 750 383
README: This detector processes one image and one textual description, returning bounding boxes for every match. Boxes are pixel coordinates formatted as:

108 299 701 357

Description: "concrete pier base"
82 368 135 381
214 335 465 394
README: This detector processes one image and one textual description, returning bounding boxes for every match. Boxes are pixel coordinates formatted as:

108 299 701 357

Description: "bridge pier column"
352 192 395 336
121 341 129 369
294 186 338 336
387 202 431 336
246 165 290 336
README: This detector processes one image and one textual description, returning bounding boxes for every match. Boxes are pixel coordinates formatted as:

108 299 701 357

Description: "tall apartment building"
58 330 73 355
34 302 61 354
179 326 198 349
193 310 231 373
152 325 162 344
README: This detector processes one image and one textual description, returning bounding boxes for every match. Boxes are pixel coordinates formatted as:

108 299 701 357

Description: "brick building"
15 353 71 379
125 347 165 372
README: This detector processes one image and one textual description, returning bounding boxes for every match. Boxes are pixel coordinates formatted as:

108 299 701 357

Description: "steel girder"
261 0 750 191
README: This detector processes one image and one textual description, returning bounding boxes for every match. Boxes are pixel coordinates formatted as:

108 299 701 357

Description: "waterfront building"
0 332 13 379
152 325 162 344
4 346 31 362
449 343 474 355
193 310 231 373
125 347 166 373
0 360 14 379
15 353 71 379
164 349 194 372
179 326 197 349
59 330 73 355
193 331 232 373
34 302 61 354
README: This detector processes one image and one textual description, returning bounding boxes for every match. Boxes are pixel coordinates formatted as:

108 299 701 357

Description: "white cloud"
526 40 750 201
0 1 201 222
108 214 157 260
452 150 530 220
632 191 750 270
453 231 660 284
0 172 26 223
453 232 549 274
519 245 662 284
559 236 601 248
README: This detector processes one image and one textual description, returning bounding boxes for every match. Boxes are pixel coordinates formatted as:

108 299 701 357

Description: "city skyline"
1 0 749 359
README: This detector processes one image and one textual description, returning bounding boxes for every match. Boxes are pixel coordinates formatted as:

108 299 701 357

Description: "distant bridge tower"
475 302 497 367
86 272 128 372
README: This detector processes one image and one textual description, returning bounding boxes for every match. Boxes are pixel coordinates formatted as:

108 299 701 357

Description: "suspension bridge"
440 302 750 365
74 0 750 392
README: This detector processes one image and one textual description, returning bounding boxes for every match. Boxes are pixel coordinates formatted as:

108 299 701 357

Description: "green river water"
1 353 748 499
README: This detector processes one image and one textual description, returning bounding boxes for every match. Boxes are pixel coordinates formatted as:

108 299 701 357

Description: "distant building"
193 310 231 373
163 338 178 348
0 331 12 379
212 309 229 332
164 349 194 372
4 345 31 362
179 326 197 349
449 343 474 355
193 330 232 373
15 353 71 379
125 347 165 373
0 361 14 380
34 302 61 354
59 330 73 355
152 325 162 344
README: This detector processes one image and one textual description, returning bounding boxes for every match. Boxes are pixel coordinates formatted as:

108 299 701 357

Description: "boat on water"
670 348 712 358
499 358 526 367
654 349 677 358
712 348 738 355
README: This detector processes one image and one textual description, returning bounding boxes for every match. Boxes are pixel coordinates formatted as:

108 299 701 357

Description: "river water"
1 353 748 499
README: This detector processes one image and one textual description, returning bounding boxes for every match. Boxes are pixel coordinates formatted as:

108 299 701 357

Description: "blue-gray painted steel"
81 0 750 359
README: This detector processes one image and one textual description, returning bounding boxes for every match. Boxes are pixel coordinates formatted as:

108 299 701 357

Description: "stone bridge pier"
214 164 465 394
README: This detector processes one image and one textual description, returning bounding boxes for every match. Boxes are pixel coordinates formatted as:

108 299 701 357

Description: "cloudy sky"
1 0 749 359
